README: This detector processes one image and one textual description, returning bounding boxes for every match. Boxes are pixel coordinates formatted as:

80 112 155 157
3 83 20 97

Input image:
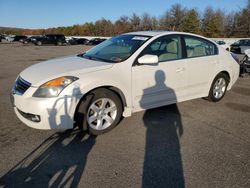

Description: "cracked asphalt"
0 43 249 188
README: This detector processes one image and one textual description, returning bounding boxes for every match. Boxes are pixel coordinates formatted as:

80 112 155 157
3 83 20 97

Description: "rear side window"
184 36 217 58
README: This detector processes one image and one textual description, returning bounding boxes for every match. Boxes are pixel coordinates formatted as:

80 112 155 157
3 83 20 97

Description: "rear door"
183 35 218 98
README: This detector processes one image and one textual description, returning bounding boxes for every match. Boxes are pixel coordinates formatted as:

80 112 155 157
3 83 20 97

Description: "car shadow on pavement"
0 129 96 188
140 70 185 188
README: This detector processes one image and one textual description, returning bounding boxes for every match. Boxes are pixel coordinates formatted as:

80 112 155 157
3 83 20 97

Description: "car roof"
124 30 217 44
124 30 207 38
125 30 171 37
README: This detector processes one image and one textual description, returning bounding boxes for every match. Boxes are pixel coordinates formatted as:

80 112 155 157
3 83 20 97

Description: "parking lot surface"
0 43 249 188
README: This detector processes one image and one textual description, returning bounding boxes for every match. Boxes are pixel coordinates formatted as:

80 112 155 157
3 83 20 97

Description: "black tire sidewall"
208 73 228 102
79 89 123 135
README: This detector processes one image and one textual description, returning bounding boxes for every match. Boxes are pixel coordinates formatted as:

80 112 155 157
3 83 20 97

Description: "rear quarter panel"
216 47 239 89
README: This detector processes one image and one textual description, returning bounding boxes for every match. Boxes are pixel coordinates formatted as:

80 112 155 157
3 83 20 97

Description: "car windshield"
81 35 150 63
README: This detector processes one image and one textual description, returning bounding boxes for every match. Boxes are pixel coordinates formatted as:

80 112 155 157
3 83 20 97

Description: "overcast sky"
0 0 247 29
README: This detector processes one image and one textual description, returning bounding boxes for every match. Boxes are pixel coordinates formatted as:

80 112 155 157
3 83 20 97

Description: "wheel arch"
73 85 127 130
220 70 231 83
206 70 231 98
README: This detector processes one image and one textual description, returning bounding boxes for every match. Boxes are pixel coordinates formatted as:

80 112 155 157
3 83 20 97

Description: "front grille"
13 76 31 95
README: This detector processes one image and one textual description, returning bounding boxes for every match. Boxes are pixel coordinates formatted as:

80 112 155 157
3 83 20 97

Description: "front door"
132 35 187 111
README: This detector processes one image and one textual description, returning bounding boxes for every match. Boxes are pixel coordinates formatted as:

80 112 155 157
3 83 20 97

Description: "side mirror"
138 55 158 65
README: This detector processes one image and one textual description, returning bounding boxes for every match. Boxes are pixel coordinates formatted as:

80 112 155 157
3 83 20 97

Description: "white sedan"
11 31 239 135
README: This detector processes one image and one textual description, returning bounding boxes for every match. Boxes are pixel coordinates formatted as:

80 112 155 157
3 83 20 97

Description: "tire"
57 41 62 46
207 73 229 102
76 88 123 135
36 41 42 46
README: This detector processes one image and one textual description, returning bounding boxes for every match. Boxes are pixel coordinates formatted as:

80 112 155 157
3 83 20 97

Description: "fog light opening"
17 109 41 123
31 115 41 122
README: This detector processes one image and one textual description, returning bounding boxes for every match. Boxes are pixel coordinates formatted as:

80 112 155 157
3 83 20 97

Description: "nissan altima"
11 31 239 135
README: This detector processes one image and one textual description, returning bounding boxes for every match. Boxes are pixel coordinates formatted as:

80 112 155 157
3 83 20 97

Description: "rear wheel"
77 88 123 135
207 73 229 102
36 41 42 46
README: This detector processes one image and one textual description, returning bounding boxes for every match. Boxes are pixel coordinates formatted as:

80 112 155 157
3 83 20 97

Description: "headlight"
33 76 78 98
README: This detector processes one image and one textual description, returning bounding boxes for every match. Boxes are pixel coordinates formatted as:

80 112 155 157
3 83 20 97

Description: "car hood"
20 55 114 87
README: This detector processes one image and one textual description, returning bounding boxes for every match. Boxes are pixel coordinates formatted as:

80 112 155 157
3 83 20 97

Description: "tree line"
2 2 250 38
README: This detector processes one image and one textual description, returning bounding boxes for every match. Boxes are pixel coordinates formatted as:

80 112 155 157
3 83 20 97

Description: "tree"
224 12 237 37
234 1 250 37
71 25 82 36
82 22 95 36
202 7 224 37
130 13 141 31
159 4 186 31
140 13 158 30
114 16 131 34
182 9 200 34
159 11 172 30
94 19 114 36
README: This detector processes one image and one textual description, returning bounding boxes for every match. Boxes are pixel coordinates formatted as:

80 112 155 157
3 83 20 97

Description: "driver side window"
140 35 182 62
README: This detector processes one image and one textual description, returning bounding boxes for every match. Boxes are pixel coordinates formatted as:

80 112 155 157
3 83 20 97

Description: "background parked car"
76 38 89 45
67 37 89 45
240 49 250 76
13 35 28 42
86 38 106 45
23 36 42 44
34 34 66 46
230 39 250 54
5 35 15 42
216 40 230 51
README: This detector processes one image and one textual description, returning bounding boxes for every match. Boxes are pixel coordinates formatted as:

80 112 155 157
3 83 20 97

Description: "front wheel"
207 73 229 102
77 88 123 135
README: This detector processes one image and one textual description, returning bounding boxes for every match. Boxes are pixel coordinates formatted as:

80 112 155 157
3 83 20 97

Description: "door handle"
176 67 185 72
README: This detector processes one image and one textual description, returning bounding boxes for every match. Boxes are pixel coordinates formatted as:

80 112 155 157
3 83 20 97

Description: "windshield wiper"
82 54 115 63
87 55 103 61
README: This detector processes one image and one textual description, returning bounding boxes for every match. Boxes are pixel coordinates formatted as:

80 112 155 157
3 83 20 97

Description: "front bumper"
11 87 80 130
